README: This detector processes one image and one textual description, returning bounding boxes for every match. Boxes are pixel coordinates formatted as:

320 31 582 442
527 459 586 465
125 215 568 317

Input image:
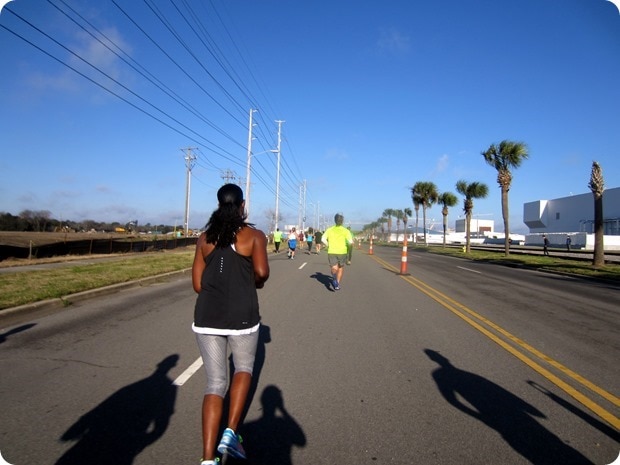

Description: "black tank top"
193 245 260 330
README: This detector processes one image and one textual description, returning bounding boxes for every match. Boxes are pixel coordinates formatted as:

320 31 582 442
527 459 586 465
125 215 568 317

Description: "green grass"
0 251 194 310
411 245 620 282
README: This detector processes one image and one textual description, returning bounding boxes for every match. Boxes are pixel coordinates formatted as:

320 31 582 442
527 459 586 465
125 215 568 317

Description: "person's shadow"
424 349 594 465
238 385 306 465
0 323 36 344
54 354 179 465
309 272 334 291
240 324 271 424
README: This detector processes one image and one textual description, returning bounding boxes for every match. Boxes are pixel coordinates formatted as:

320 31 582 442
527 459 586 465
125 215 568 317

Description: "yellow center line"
371 255 620 430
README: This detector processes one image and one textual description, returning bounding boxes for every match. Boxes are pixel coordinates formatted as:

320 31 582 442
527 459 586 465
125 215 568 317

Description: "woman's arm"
191 233 208 293
251 230 270 288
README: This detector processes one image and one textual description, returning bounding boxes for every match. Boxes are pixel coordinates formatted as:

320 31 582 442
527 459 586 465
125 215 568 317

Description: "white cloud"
376 28 411 55
95 184 113 194
70 28 130 82
26 27 131 96
435 154 449 173
323 148 349 161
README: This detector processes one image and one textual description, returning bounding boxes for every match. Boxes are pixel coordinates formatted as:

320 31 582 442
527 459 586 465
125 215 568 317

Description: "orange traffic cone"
399 236 409 275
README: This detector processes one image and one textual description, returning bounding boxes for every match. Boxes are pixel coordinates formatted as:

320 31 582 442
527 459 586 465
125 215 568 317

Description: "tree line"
0 210 179 235
362 139 606 268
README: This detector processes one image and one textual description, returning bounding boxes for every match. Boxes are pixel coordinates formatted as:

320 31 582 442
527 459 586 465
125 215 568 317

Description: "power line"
2 0 314 225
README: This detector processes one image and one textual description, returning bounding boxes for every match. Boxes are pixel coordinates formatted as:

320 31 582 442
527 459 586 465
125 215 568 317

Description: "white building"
523 187 620 250
455 218 494 235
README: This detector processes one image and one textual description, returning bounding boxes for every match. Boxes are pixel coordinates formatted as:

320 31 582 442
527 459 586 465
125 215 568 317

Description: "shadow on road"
0 323 36 344
309 271 334 291
221 325 305 464
527 380 620 442
54 354 179 465
238 324 272 424
424 349 594 465
237 385 306 465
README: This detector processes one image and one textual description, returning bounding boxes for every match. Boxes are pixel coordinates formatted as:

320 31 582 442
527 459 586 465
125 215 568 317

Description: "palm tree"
482 140 529 256
371 220 382 242
382 209 395 242
362 221 380 242
456 180 489 253
588 161 605 268
393 209 404 241
437 192 458 247
411 193 422 244
411 182 439 245
377 217 388 242
403 207 412 242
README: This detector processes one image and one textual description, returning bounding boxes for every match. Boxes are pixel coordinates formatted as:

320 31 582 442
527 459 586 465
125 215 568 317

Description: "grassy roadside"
414 245 620 282
0 250 194 310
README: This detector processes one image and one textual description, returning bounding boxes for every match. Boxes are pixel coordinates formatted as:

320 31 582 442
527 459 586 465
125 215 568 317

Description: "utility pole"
245 109 257 219
298 184 303 230
298 180 307 231
221 169 237 184
273 120 284 232
182 147 197 237
302 180 307 231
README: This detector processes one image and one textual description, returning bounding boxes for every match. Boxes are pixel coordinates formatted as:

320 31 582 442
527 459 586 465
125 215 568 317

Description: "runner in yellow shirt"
273 228 283 253
321 213 353 291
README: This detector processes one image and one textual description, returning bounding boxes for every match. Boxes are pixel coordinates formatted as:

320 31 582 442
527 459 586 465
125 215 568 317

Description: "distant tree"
411 192 423 244
393 209 404 240
0 212 24 231
364 220 382 242
411 182 439 245
482 140 529 256
402 207 412 241
19 209 52 232
19 209 35 231
382 209 395 242
264 209 283 234
86 220 106 232
456 180 489 253
377 216 388 242
437 192 458 247
588 161 605 268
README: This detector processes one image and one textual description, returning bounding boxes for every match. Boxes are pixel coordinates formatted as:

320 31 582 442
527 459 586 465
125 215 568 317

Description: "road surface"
0 245 618 464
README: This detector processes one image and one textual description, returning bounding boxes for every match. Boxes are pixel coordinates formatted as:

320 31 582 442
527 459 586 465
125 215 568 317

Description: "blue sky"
1 0 619 233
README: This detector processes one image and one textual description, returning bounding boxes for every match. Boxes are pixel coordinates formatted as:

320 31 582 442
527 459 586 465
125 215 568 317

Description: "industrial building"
454 218 495 235
523 187 620 250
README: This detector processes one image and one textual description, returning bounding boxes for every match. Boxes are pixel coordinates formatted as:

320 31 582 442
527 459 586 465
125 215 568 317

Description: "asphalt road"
0 245 618 465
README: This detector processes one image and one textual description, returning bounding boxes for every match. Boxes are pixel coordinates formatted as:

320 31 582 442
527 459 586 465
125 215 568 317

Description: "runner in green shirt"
273 228 283 253
321 213 353 291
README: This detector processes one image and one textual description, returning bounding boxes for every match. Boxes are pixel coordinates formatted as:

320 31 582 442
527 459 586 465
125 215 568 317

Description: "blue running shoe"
333 279 340 290
217 428 246 459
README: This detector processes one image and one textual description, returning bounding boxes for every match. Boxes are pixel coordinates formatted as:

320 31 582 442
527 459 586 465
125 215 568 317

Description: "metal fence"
0 237 198 261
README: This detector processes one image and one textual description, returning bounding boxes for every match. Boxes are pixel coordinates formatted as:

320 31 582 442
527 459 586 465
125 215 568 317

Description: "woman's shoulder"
238 224 266 240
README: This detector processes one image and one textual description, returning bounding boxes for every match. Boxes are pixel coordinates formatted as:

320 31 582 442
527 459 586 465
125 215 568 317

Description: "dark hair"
334 213 344 226
204 184 250 248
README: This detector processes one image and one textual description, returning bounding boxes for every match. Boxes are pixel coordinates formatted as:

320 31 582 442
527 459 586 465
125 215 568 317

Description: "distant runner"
322 213 353 291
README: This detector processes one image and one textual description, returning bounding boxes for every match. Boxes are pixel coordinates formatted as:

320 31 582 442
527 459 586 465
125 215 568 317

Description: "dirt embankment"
0 231 134 247
0 231 192 268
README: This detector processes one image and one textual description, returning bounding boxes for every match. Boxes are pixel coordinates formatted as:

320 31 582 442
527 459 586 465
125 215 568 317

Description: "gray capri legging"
195 330 259 397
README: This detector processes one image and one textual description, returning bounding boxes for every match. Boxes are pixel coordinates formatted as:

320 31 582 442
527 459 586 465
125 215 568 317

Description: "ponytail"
204 184 251 248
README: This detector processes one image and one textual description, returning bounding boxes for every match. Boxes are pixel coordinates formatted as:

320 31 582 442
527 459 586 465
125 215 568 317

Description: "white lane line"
299 262 308 269
457 266 481 274
173 357 203 386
